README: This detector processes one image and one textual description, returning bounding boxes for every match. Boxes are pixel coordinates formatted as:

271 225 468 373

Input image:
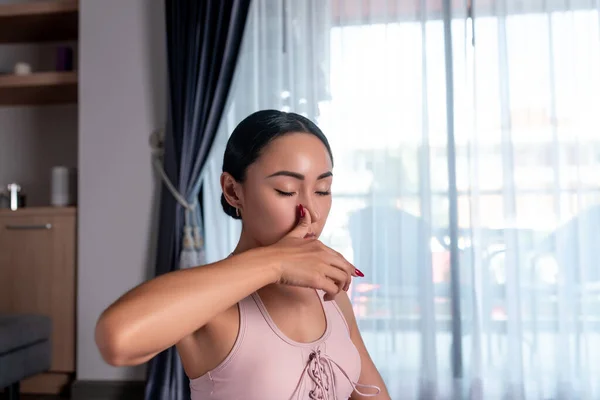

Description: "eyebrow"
266 171 333 180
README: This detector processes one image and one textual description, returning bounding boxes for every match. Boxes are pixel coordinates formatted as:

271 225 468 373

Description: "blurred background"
204 0 600 398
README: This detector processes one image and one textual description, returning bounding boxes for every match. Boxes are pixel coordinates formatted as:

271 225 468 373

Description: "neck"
230 226 261 256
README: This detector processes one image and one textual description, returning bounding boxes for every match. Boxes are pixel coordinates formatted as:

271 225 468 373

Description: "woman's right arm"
95 248 280 366
95 209 357 367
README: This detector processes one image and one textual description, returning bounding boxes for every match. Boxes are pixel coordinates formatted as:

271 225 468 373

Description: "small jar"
6 183 26 210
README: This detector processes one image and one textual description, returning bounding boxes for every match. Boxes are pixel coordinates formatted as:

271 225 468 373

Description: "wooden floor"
0 395 62 400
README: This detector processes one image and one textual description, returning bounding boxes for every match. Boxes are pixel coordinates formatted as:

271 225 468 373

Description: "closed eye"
275 189 295 197
275 190 331 197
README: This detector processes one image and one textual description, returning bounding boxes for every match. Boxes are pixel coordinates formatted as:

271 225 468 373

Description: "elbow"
95 312 136 367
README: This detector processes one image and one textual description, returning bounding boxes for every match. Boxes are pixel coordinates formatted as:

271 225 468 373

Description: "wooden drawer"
0 207 76 373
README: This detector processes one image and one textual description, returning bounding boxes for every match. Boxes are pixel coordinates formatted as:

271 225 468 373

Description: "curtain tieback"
151 136 203 251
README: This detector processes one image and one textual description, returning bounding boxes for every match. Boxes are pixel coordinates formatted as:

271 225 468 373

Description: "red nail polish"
298 204 305 218
355 268 364 277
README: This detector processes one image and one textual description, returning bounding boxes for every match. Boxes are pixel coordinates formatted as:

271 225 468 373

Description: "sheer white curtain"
203 0 600 398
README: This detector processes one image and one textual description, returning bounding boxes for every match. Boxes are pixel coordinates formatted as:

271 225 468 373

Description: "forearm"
95 248 278 366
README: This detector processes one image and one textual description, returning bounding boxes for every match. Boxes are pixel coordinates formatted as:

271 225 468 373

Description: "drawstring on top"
291 348 381 400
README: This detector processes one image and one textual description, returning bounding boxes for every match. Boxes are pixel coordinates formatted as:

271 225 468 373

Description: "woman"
96 110 391 399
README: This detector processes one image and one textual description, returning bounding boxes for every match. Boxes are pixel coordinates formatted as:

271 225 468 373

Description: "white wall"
0 105 77 205
78 0 166 381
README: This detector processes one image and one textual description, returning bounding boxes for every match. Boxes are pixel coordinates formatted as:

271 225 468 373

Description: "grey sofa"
0 314 52 400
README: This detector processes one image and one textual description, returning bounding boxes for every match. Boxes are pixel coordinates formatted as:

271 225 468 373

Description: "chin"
256 234 287 247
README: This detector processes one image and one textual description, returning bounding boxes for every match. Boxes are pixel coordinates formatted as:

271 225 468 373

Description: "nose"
301 193 321 223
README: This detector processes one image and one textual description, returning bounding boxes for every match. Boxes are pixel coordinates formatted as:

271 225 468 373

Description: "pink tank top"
189 290 381 399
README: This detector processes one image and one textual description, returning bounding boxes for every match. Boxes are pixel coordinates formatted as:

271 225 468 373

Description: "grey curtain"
145 1 251 399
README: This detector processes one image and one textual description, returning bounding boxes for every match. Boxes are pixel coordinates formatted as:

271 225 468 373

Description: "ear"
220 172 243 210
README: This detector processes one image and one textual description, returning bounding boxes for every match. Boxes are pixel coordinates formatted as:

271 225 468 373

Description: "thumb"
288 204 312 238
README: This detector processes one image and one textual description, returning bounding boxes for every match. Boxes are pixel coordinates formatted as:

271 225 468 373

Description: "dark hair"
221 109 334 219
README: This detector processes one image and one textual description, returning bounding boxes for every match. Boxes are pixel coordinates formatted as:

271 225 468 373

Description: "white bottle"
51 166 70 207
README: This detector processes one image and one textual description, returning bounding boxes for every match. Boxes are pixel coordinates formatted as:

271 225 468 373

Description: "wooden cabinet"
0 207 76 393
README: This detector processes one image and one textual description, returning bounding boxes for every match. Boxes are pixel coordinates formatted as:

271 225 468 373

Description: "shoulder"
333 291 357 332
177 303 241 379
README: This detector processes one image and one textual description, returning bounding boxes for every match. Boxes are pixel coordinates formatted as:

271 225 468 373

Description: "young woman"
96 110 391 399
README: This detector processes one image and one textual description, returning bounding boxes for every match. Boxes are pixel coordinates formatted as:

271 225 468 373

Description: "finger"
324 265 351 297
323 286 344 301
316 275 340 301
343 278 351 292
315 242 359 277
321 248 359 278
286 204 313 239
323 293 336 301
323 265 349 290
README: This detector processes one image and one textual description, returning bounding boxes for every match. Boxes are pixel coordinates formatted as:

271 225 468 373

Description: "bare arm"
95 248 279 366
335 292 391 400
96 207 357 368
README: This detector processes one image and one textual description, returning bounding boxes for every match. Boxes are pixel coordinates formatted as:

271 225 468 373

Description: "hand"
266 204 364 301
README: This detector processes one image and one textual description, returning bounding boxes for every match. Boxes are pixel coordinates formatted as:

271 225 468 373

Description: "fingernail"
298 204 305 218
355 268 364 277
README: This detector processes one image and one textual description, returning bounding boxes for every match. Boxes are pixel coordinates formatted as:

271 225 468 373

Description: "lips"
304 233 316 239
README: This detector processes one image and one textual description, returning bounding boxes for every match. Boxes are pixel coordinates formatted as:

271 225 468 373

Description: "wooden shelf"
0 0 79 44
0 71 77 106
0 206 76 217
